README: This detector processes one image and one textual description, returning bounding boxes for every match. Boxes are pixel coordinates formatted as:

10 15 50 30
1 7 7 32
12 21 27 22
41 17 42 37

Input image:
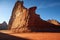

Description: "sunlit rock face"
8 1 30 32
47 19 60 25
8 1 60 33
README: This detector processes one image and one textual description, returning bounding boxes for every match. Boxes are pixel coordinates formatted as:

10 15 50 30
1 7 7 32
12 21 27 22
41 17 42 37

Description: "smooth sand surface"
0 30 60 40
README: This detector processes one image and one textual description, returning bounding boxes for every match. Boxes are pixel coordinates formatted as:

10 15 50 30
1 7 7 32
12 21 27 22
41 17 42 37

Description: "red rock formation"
0 21 8 30
8 1 30 32
47 19 60 25
8 1 60 33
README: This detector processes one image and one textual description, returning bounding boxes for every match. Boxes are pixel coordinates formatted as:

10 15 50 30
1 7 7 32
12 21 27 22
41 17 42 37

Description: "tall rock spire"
8 1 60 33
8 0 42 32
8 0 24 29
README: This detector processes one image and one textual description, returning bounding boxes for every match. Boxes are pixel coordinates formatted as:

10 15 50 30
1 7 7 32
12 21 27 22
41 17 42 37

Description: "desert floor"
0 30 60 40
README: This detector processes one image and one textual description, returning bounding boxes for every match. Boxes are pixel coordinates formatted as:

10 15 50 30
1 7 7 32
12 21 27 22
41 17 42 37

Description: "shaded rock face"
0 21 8 30
8 1 60 33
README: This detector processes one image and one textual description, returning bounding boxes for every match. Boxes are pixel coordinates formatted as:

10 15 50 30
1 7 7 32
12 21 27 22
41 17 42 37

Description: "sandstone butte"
8 1 60 33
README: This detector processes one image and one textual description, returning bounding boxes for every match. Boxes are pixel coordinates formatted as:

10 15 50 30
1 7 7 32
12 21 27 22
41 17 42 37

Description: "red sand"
0 30 60 40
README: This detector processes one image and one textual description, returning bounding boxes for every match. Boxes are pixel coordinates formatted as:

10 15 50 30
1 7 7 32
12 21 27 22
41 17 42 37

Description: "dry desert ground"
0 30 60 40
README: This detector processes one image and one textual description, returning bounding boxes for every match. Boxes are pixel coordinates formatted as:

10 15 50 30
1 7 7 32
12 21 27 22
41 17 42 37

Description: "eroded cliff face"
8 1 29 32
8 1 60 33
8 1 43 32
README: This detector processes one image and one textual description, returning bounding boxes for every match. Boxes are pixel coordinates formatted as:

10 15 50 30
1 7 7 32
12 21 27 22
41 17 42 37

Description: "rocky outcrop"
8 1 29 32
8 1 60 33
0 21 8 30
47 19 60 25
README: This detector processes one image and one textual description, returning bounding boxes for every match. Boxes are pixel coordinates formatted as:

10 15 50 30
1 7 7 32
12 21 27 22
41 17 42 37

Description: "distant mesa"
47 19 60 25
8 1 60 33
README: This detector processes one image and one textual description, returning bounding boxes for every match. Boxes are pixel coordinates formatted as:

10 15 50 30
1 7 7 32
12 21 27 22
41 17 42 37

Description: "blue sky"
0 0 60 24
